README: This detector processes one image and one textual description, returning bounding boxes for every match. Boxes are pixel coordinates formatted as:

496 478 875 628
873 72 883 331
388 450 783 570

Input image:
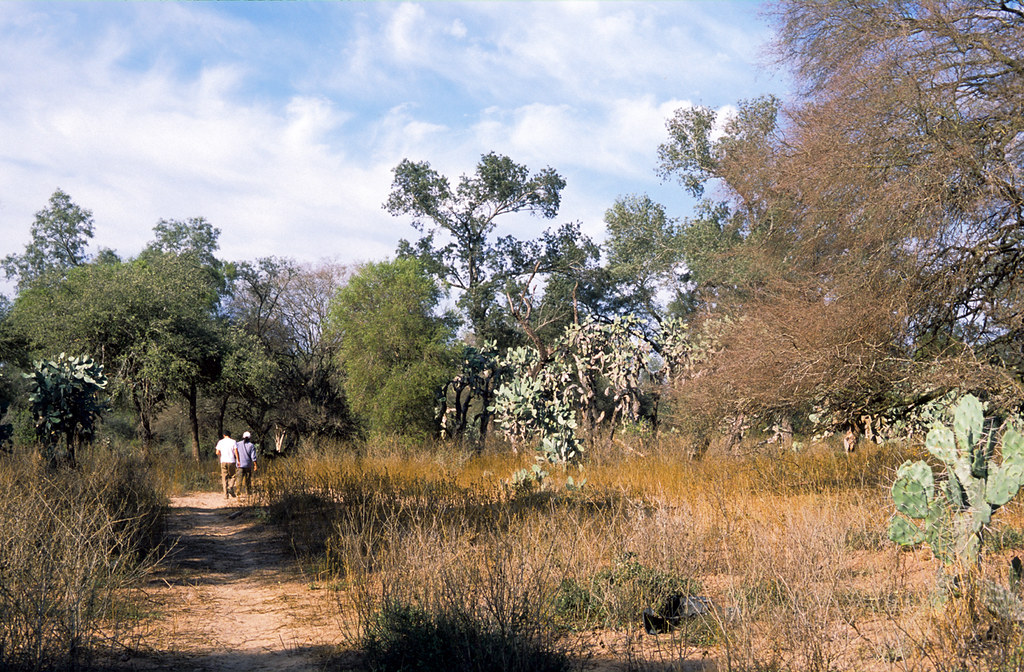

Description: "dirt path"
127 492 347 671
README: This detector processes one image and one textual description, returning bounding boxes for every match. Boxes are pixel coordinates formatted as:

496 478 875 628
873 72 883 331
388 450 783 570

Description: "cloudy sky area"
0 1 786 286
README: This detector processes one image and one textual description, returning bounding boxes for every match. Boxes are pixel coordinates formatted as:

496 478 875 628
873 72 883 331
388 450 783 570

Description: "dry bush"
143 446 220 496
262 437 1024 670
0 449 165 671
917 573 1024 672
710 493 857 671
355 509 584 672
262 446 593 670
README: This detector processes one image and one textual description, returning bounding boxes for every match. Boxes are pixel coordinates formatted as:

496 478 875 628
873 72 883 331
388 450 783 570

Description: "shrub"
0 450 164 671
363 600 574 672
554 554 703 630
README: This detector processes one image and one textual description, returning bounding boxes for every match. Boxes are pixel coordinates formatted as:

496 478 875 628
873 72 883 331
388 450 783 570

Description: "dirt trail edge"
129 492 346 672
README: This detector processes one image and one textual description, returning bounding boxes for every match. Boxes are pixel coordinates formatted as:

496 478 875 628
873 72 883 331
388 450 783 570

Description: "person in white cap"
232 431 259 499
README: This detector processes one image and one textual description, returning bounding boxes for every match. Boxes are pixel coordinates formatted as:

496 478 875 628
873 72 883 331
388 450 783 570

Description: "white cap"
243 431 251 439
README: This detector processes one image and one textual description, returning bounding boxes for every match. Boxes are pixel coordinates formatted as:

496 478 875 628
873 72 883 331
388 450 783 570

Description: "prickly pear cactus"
888 394 1024 566
24 353 108 468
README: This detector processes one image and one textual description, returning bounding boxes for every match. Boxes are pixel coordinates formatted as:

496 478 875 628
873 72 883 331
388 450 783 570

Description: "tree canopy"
658 0 1024 434
387 152 599 346
328 258 455 438
2 189 94 291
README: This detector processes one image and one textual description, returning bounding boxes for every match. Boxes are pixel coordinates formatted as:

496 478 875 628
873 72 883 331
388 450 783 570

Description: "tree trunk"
217 395 229 440
477 381 495 445
188 383 201 461
723 413 746 454
134 393 155 450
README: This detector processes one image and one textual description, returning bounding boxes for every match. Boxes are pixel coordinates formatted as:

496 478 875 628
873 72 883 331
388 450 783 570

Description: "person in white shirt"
215 432 237 498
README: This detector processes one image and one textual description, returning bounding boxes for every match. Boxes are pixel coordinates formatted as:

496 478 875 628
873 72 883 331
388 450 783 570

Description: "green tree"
603 194 688 321
386 152 584 345
0 295 28 370
328 258 455 438
146 217 221 266
140 221 227 458
2 189 94 290
0 301 20 449
10 253 222 454
143 217 228 298
218 257 297 438
214 326 280 439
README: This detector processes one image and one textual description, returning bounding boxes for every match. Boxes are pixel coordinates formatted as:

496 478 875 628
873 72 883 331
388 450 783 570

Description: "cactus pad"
953 394 984 452
926 425 957 464
888 515 925 546
892 460 933 518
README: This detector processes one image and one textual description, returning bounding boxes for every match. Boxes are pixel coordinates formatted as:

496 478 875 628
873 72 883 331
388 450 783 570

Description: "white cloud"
449 18 468 39
386 3 429 63
416 2 773 106
0 51 395 268
467 96 699 180
0 1 784 293
284 96 350 152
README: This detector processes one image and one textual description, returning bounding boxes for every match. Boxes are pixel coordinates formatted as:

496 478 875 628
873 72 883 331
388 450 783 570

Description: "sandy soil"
124 492 347 672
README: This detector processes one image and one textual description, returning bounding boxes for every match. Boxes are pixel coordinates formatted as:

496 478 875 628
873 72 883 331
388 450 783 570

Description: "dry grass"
257 438 1024 671
141 444 222 496
0 448 165 672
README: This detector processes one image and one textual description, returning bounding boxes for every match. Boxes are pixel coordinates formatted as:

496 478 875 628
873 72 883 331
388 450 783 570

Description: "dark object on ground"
643 595 713 634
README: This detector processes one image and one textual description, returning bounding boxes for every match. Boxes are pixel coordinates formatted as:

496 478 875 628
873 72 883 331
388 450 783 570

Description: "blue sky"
0 1 786 283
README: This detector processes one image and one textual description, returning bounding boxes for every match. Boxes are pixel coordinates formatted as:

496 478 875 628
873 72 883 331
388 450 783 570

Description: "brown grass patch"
259 438 1024 671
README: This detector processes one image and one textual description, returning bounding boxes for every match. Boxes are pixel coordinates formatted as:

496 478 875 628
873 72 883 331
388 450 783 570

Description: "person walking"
215 431 237 499
233 431 259 499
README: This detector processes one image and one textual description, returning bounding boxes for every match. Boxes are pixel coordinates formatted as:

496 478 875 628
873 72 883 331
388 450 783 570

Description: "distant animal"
843 427 857 453
642 594 713 634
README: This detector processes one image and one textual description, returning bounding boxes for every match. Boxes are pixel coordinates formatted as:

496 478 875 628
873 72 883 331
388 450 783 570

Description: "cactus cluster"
889 394 1024 565
24 353 108 467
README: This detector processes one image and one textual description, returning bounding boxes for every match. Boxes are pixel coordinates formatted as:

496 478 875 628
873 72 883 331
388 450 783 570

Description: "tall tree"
143 217 228 302
328 258 455 438
386 152 583 345
603 194 689 322
2 189 94 290
141 220 227 457
146 217 221 266
657 0 1024 439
